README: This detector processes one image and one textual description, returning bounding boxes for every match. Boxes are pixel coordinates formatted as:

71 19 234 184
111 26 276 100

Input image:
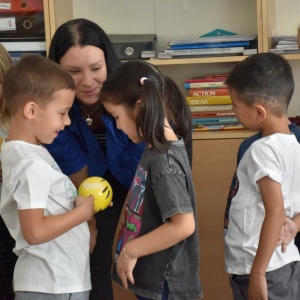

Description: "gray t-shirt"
112 139 202 300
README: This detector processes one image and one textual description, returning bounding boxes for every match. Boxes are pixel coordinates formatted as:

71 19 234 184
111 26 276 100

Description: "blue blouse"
45 102 146 190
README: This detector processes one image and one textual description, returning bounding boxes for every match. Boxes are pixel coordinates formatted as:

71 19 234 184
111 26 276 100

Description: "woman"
0 43 17 300
46 19 145 300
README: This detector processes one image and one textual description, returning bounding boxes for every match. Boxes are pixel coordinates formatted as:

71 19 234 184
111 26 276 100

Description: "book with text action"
189 88 229 97
186 95 232 106
189 104 233 112
164 47 244 56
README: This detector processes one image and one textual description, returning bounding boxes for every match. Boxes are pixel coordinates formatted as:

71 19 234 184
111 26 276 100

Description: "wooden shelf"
148 51 300 67
192 130 255 140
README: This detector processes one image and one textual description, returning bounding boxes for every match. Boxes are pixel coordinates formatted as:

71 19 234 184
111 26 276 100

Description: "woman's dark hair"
48 18 120 74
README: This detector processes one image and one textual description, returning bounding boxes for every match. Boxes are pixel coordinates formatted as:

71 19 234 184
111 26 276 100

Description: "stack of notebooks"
160 29 257 59
270 35 300 54
0 0 46 61
185 75 244 131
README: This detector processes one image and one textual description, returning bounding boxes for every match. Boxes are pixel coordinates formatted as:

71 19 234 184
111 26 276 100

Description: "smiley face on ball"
78 176 113 212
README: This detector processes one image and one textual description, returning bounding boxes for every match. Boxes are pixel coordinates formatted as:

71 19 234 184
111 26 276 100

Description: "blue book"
168 41 249 50
192 117 239 125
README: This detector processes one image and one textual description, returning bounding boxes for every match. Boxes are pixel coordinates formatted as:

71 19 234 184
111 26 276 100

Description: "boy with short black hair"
224 52 300 299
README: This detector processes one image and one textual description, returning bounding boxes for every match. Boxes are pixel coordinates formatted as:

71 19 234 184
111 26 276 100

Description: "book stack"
185 75 244 131
160 30 257 59
0 0 46 61
270 35 300 54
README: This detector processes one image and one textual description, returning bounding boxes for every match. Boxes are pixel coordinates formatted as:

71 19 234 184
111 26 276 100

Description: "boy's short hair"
3 54 75 116
225 52 294 116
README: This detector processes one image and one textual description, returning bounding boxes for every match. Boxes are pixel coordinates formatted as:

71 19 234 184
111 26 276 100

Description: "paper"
0 17 16 31
0 3 11 10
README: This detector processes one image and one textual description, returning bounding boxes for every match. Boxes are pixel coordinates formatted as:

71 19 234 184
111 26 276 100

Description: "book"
169 35 256 46
186 95 232 105
191 110 235 118
276 44 299 50
184 81 227 89
192 124 244 131
189 104 233 112
167 41 250 50
192 117 239 125
185 76 227 83
270 48 300 54
189 88 229 97
164 47 244 56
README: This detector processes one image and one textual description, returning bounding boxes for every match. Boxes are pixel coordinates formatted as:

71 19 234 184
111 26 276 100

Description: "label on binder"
0 17 16 31
0 3 12 10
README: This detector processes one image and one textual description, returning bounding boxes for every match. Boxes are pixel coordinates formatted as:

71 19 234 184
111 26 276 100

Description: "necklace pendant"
86 117 92 126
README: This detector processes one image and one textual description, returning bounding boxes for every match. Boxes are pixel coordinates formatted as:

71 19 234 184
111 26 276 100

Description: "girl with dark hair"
46 18 145 300
99 59 202 300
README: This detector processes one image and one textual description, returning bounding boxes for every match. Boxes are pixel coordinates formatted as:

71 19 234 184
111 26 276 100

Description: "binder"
0 11 45 37
0 0 44 13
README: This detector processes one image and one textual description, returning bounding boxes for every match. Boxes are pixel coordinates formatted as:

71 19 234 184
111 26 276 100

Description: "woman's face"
60 45 107 105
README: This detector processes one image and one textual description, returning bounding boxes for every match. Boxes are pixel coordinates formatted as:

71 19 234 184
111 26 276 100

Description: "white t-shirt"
0 140 91 293
225 133 300 275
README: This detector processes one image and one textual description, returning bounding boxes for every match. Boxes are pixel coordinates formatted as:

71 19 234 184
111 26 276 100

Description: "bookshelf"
43 0 73 54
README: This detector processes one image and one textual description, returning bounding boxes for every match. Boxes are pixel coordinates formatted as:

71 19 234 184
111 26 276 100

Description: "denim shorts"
14 291 90 300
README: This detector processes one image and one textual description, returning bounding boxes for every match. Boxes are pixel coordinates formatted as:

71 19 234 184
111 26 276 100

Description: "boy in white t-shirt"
0 54 95 300
224 52 300 300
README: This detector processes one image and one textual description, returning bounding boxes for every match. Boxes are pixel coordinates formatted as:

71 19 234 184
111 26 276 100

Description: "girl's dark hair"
100 60 171 151
48 18 120 74
163 74 192 141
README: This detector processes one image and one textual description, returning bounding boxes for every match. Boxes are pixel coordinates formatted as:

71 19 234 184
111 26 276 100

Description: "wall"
72 0 300 117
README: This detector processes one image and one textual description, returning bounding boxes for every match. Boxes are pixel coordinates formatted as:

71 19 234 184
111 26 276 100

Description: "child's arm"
116 212 195 289
19 195 94 245
249 176 286 300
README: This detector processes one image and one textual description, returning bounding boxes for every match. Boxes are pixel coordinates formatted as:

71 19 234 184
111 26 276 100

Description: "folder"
0 11 45 37
0 0 44 13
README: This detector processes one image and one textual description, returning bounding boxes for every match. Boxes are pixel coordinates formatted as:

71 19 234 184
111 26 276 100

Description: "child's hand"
117 245 137 289
248 273 268 300
75 195 95 221
277 217 297 252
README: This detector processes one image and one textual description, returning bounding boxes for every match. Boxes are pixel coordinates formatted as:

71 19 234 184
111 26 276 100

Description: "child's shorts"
15 291 90 300
229 261 300 300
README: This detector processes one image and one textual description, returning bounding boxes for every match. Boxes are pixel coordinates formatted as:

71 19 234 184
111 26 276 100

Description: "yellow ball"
78 176 113 212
